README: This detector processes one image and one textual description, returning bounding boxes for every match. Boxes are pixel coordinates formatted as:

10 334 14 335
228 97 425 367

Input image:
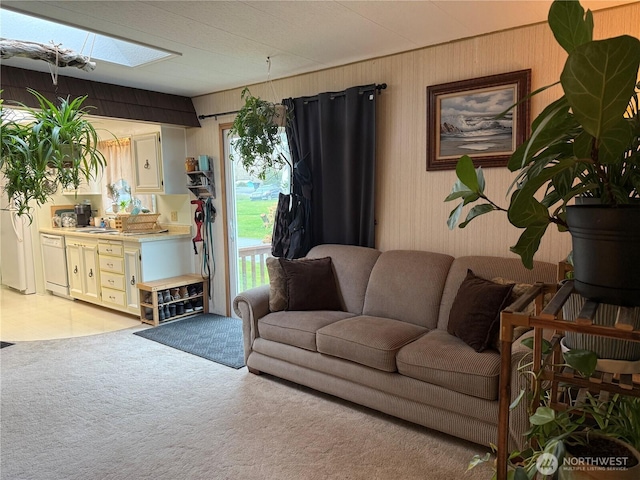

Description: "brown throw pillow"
447 269 514 352
279 257 342 311
266 257 287 312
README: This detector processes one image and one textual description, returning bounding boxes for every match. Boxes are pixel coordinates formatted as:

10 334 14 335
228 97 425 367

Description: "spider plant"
1 88 107 220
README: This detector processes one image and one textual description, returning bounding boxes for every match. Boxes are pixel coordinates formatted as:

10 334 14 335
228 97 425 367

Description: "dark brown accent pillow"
447 269 514 352
279 257 342 311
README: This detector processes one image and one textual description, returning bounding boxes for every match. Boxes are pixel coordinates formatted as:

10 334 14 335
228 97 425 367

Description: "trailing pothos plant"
228 87 290 180
445 0 640 269
470 339 640 479
1 88 107 220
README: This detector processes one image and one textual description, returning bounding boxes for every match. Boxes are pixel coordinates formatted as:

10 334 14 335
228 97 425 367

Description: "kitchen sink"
74 228 120 234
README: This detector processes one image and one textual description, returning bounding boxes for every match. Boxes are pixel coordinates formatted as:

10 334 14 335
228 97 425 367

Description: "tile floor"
0 286 141 342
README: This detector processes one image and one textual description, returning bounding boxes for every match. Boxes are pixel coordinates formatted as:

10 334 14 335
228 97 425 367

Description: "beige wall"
187 4 640 314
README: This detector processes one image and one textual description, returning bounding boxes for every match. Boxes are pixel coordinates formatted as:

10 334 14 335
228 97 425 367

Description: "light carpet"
0 327 493 480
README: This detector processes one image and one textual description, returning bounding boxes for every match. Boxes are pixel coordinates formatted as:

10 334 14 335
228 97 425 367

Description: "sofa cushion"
363 250 454 329
447 270 514 352
316 316 428 372
396 329 501 400
279 257 342 311
259 311 355 351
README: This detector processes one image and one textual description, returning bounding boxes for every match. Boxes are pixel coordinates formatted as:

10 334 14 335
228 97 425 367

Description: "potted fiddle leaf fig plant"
1 88 107 220
228 87 289 180
445 0 640 308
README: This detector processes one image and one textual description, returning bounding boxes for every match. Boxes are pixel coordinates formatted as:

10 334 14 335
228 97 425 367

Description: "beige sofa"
234 244 556 449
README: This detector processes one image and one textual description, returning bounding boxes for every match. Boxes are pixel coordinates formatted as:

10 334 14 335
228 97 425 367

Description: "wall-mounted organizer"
185 156 215 198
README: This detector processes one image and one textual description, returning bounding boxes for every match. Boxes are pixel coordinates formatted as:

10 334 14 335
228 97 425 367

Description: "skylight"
0 8 178 68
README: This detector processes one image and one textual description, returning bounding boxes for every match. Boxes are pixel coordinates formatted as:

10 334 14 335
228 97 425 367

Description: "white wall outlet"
170 211 178 222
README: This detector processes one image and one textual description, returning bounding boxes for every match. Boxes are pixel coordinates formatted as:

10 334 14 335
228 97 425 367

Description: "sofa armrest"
233 284 270 361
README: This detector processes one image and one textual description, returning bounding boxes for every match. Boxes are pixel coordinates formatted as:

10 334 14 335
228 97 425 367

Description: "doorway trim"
218 122 233 317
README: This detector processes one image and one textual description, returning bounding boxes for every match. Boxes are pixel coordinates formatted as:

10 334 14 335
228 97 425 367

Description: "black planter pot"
566 204 640 307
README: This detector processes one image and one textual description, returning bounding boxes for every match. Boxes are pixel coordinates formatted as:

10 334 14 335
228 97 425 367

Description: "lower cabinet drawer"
101 271 125 291
102 287 126 307
98 243 123 257
99 256 124 273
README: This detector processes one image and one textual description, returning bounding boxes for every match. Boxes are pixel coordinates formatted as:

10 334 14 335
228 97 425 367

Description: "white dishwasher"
40 233 70 297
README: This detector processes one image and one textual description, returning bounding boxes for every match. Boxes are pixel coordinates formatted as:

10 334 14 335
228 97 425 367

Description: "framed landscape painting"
426 69 531 171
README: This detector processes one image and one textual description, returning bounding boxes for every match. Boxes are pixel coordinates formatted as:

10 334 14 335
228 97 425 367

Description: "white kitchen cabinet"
124 246 141 314
66 236 100 302
99 240 127 310
132 133 161 192
53 229 194 318
132 126 186 194
132 237 193 282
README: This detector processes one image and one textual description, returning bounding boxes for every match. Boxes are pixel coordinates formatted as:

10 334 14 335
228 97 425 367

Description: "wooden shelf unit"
138 274 209 326
496 280 640 480
186 170 215 198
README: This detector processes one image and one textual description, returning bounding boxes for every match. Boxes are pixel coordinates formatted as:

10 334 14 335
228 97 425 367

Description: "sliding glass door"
222 127 290 303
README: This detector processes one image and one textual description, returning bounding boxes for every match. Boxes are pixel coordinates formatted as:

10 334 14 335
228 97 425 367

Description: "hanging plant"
1 88 107 219
228 87 289 180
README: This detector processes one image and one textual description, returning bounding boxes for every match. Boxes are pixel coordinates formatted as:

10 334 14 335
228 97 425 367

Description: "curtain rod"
198 83 387 120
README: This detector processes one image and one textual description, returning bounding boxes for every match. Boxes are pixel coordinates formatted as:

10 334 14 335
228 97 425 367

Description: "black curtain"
283 84 377 254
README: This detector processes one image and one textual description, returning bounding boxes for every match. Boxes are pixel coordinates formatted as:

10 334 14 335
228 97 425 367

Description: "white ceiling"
1 1 637 98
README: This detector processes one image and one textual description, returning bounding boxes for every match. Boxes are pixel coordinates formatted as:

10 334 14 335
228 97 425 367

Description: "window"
99 138 154 213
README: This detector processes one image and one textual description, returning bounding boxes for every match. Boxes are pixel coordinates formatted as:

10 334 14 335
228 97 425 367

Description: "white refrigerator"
0 188 37 294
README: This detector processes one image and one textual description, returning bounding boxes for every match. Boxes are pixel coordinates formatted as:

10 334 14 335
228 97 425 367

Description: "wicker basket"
114 213 161 232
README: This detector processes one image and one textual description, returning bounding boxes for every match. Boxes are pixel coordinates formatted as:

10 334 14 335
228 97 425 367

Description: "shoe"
169 304 176 317
163 290 172 303
194 298 203 311
157 292 164 305
143 293 152 304
176 302 185 315
164 305 171 319
158 307 165 322
184 300 194 313
179 286 189 298
144 307 153 320
171 288 180 300
188 286 198 297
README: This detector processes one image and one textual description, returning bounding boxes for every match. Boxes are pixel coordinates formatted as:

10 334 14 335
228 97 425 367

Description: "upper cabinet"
132 133 160 192
132 126 186 194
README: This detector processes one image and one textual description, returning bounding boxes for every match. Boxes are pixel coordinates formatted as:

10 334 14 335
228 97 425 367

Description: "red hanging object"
191 199 204 254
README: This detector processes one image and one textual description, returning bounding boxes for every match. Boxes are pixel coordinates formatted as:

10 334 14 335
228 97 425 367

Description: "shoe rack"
138 274 209 326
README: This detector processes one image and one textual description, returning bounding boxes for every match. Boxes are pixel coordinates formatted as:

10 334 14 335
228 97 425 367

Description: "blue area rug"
0 342 14 349
134 314 245 369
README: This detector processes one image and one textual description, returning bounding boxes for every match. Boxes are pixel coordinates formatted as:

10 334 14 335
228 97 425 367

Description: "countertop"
39 226 192 243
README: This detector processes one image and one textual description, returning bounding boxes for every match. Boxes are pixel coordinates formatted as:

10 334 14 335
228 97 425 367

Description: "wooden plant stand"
496 280 640 480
